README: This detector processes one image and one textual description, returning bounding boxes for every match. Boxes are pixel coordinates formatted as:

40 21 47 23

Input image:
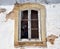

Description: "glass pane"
31 30 39 38
21 10 28 39
31 10 39 39
31 20 38 28
31 10 38 19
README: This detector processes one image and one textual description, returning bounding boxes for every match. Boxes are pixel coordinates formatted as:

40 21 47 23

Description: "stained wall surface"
0 4 60 49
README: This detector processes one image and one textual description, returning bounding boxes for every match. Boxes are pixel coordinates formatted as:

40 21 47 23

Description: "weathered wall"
0 4 60 49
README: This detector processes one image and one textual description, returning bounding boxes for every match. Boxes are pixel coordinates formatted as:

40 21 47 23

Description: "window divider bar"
18 11 21 41
38 11 41 41
28 10 31 40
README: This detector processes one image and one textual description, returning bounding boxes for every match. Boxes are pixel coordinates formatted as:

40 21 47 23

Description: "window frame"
14 3 46 47
18 9 41 42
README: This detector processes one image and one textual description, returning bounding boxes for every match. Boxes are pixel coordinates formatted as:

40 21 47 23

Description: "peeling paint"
47 34 58 44
0 8 6 13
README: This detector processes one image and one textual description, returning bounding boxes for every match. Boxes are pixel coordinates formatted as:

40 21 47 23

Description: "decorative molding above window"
13 3 46 47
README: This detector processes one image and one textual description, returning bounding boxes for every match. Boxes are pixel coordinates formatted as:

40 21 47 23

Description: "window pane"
31 10 38 19
21 10 28 39
21 10 28 19
31 30 39 38
31 10 39 39
31 20 38 28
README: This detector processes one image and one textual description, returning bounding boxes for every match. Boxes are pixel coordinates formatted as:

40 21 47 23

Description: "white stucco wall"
0 4 60 49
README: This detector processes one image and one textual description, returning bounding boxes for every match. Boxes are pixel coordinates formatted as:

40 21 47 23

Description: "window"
18 10 41 41
14 3 46 47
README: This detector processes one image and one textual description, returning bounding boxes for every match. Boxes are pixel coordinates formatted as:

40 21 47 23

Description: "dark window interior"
31 10 39 39
20 10 39 39
21 10 28 39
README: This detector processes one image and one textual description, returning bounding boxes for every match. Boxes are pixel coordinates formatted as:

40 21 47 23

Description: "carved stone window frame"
14 3 46 47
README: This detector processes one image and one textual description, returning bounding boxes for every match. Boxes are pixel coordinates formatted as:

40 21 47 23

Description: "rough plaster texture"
0 4 60 49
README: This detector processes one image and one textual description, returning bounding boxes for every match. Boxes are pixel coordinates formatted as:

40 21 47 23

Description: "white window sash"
28 10 31 40
18 10 41 42
18 11 21 41
38 11 41 41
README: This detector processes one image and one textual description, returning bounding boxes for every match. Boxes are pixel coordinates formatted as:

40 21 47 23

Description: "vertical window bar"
28 10 31 40
18 11 21 41
38 10 41 41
